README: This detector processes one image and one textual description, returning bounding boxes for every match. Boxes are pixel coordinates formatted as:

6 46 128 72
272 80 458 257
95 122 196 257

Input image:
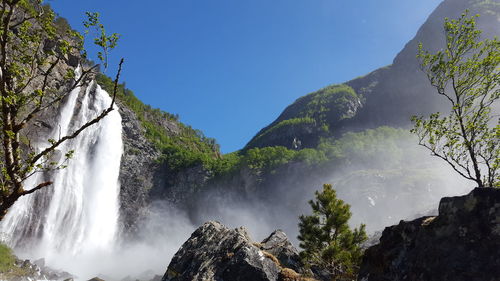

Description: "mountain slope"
245 0 500 150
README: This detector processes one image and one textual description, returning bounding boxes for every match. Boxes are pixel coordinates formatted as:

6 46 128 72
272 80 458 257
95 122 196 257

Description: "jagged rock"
259 230 303 273
162 221 310 281
222 246 280 281
358 188 500 281
87 278 105 281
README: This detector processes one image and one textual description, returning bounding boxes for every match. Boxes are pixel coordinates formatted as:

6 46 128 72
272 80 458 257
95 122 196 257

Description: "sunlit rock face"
358 188 500 281
116 101 161 236
162 221 309 281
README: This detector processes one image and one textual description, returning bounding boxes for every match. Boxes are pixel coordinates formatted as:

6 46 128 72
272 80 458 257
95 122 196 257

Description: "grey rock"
222 247 280 281
162 221 308 281
358 188 500 281
259 230 303 273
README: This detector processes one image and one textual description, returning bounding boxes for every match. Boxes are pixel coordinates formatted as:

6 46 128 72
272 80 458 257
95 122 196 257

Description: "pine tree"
298 184 367 280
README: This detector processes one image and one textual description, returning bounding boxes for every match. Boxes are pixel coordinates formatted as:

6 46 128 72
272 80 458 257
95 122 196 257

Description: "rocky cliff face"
116 102 162 236
116 99 219 237
162 221 312 281
358 188 500 281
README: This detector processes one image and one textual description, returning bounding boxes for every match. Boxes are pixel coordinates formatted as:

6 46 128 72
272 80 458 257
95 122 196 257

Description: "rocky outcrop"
358 188 500 281
162 221 312 281
259 230 304 274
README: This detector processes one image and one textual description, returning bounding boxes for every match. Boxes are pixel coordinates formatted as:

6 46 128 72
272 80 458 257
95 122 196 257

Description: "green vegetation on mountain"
246 84 361 150
264 117 317 137
293 84 360 121
211 126 418 185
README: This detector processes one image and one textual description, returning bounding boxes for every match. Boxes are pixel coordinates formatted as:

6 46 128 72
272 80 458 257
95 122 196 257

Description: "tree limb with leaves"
411 11 499 188
0 0 123 220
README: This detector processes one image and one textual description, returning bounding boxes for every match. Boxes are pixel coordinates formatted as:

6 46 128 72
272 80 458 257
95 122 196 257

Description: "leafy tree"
412 11 499 188
0 0 122 220
298 184 367 280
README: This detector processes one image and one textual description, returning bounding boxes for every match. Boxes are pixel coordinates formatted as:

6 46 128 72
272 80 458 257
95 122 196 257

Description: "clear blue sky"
48 0 441 153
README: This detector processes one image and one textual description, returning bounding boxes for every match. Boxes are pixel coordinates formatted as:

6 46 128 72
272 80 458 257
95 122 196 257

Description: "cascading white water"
0 71 123 277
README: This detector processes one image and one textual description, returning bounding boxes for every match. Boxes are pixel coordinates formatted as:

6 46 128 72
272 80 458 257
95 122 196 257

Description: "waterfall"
0 73 123 275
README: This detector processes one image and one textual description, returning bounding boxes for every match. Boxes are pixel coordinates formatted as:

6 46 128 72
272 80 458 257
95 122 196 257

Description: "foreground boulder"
358 188 500 281
162 221 312 281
